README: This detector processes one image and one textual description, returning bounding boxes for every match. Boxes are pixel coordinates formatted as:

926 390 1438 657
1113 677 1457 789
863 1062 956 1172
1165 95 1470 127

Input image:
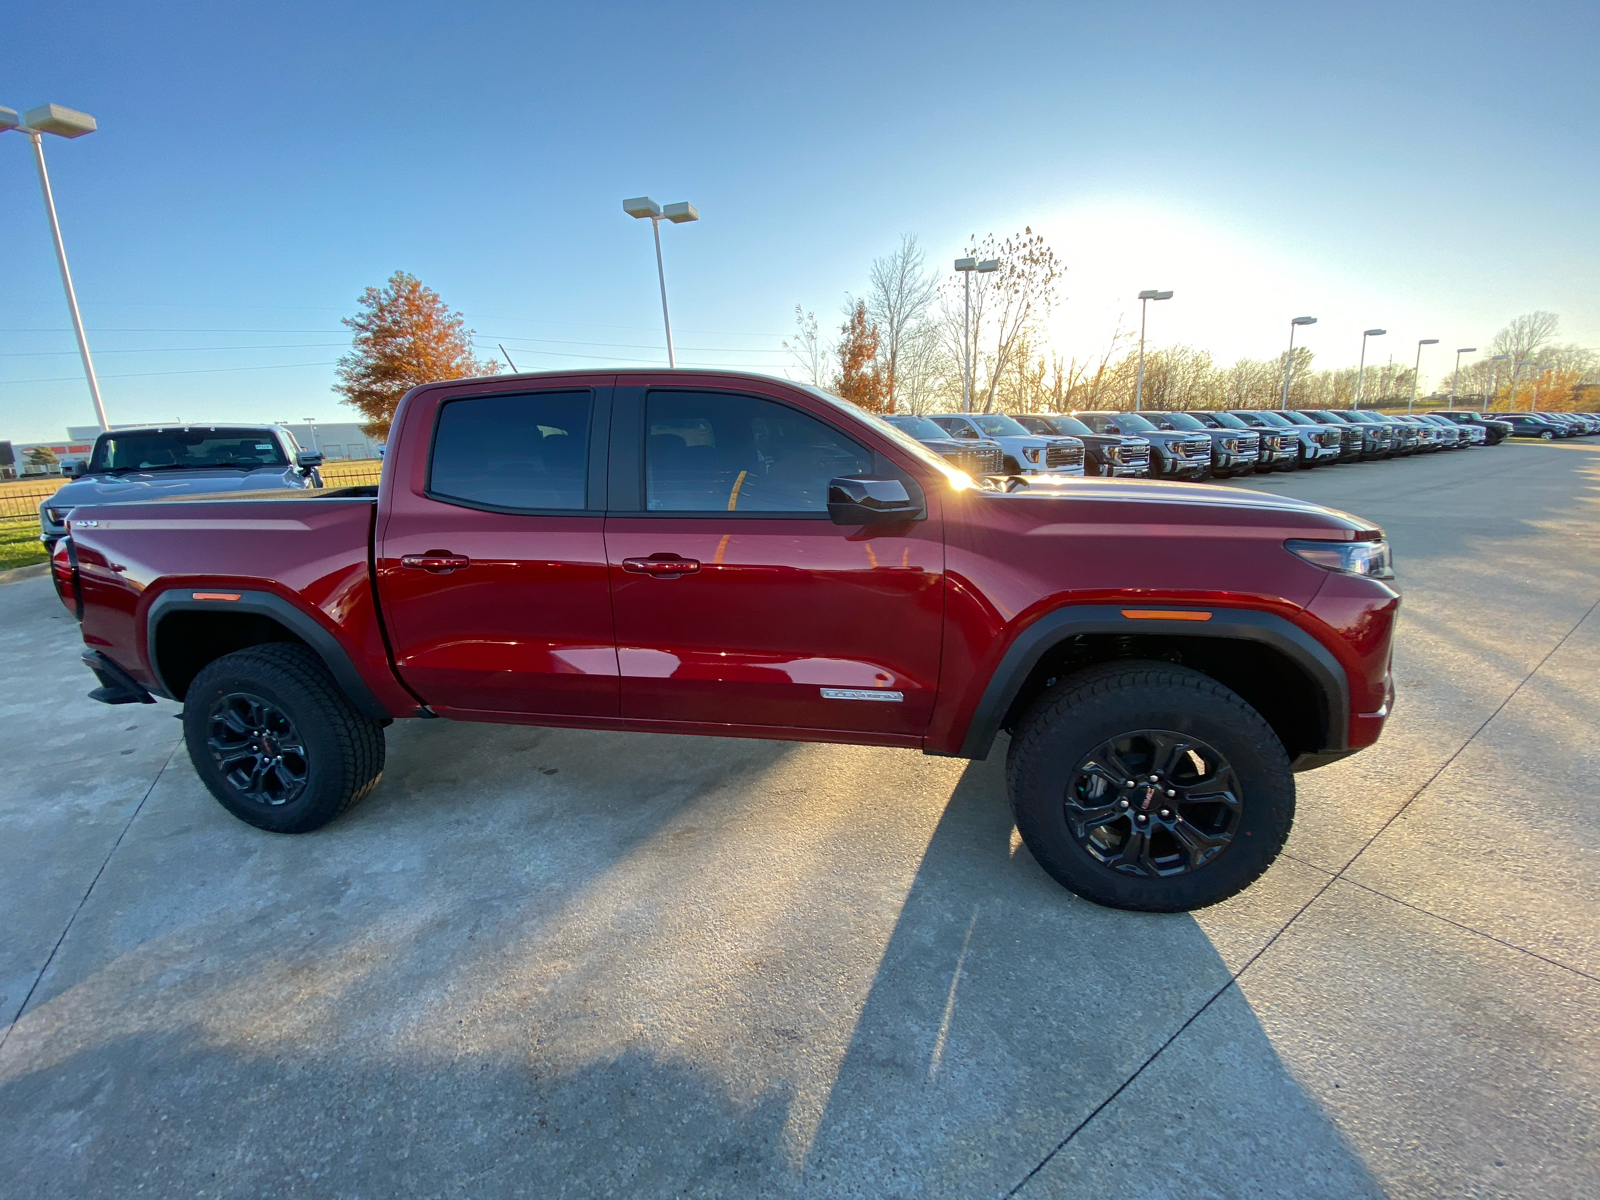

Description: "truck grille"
940 445 1004 476
1045 444 1084 469
1179 438 1211 458
1112 443 1150 468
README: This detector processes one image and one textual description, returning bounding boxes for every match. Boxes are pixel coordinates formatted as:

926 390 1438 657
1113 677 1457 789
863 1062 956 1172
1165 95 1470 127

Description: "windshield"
885 415 950 441
1154 412 1206 431
89 429 289 472
1249 411 1293 427
1207 411 1249 429
1108 413 1158 433
1278 410 1316 425
971 414 1031 437
1041 414 1094 436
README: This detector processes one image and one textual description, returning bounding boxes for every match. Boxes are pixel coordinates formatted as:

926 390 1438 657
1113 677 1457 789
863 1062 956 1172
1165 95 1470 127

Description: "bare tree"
1490 311 1561 365
782 306 831 388
893 321 955 414
867 235 940 412
973 228 1063 412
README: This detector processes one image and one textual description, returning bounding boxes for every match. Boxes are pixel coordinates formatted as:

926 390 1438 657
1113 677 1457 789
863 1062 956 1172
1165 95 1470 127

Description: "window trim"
423 386 610 516
621 385 874 519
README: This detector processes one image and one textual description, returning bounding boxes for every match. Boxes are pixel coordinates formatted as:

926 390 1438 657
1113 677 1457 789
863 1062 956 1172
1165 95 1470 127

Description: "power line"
0 342 349 358
0 361 340 386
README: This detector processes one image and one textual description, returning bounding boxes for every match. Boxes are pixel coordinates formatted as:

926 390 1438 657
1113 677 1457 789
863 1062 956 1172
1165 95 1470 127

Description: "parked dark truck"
52 371 1399 912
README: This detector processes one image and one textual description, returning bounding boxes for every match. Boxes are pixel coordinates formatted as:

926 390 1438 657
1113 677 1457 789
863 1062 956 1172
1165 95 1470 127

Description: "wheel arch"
146 589 390 722
959 605 1350 769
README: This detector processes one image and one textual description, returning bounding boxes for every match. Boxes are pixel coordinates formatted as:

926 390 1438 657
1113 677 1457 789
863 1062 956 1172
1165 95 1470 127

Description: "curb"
0 562 50 585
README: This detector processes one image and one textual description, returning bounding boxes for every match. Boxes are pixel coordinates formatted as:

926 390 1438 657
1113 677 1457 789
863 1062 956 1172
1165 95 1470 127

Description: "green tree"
25 445 58 471
334 271 498 438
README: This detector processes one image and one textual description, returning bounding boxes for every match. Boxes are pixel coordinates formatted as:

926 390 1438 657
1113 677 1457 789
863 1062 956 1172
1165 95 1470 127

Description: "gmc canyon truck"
52 371 1399 912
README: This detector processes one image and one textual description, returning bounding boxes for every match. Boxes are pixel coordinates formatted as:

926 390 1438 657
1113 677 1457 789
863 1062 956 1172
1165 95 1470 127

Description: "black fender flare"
145 588 390 722
957 604 1350 760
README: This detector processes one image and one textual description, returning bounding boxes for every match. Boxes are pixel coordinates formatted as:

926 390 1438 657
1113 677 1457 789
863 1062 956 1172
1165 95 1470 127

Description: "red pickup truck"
53 371 1398 911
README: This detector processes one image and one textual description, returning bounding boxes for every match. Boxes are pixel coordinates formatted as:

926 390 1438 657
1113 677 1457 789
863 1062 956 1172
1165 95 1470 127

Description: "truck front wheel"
1006 661 1294 911
183 643 386 834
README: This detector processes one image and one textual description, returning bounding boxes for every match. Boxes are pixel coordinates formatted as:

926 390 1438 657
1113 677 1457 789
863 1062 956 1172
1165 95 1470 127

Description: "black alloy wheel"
1064 730 1241 877
1007 660 1294 911
183 643 386 833
207 691 310 807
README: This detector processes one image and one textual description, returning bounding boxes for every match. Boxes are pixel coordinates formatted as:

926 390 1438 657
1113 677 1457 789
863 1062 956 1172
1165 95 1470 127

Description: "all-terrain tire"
183 643 386 834
1006 660 1294 911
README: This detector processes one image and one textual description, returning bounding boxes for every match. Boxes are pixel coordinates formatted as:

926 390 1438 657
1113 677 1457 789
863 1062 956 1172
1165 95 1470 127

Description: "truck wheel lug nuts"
1166 789 1176 797
1148 775 1159 782
1118 799 1130 809
1159 809 1171 818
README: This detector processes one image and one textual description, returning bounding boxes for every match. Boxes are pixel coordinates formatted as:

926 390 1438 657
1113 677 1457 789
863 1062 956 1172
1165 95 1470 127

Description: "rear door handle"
401 550 471 574
621 555 701 577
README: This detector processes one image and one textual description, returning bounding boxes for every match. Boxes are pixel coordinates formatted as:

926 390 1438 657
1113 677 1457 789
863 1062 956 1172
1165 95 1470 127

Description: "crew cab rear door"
603 379 944 737
376 380 619 719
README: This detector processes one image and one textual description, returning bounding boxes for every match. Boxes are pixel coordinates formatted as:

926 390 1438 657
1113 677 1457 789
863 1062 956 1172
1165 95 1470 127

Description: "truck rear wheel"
1006 660 1294 911
183 643 386 834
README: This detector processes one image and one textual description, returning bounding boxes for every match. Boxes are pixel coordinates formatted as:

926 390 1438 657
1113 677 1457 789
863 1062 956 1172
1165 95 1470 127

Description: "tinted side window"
645 391 871 513
430 391 591 511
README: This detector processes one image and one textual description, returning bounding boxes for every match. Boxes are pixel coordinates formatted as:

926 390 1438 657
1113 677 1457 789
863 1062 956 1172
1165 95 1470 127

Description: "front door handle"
401 550 471 574
622 555 701 578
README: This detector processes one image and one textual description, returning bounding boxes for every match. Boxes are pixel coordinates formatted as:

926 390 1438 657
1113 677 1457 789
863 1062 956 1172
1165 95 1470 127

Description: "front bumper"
1155 454 1210 478
1212 448 1259 473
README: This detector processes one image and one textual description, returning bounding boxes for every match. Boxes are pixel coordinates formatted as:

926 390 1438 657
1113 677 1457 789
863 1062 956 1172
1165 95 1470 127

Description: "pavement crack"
1335 877 1600 985
0 741 178 1057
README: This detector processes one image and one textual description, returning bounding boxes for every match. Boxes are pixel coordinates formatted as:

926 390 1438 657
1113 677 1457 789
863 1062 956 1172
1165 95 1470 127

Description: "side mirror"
296 450 324 471
69 460 90 478
827 477 921 526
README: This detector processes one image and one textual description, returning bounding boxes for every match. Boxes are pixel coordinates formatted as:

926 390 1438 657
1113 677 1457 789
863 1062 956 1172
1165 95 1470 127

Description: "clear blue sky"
2 1 1596 441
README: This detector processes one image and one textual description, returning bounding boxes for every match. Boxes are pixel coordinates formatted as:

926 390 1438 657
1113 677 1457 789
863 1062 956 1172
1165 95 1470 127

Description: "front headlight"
1024 446 1042 462
1286 538 1394 580
45 506 68 526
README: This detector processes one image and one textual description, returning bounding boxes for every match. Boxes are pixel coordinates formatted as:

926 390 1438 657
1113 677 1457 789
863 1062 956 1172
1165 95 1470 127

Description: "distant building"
278 422 384 462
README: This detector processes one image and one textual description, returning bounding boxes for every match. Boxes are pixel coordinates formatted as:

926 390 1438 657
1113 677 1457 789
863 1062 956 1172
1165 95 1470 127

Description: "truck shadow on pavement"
1 724 1384 1199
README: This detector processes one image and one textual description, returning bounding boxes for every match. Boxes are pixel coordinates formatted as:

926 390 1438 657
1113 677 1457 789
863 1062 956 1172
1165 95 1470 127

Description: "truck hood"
48 468 306 510
993 475 1380 538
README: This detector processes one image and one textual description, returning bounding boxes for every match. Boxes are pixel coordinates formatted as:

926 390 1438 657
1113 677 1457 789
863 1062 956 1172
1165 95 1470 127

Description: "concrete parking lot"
2 440 1597 1199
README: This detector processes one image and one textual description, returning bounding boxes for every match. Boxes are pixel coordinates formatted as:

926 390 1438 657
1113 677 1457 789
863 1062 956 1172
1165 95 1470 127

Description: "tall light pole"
1529 363 1552 412
1408 338 1439 413
623 196 699 368
1506 360 1536 413
1449 347 1477 408
1484 354 1510 412
1133 289 1173 411
954 256 999 412
1353 328 1386 409
2 103 108 431
1280 316 1317 409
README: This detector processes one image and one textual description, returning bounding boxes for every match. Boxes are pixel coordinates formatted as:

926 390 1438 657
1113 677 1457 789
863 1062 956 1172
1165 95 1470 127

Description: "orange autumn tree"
834 300 889 412
334 271 499 439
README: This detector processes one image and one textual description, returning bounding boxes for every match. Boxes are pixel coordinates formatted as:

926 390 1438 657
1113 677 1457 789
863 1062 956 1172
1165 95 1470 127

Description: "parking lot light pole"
1353 328 1386 409
1134 290 1173 412
1484 354 1511 412
1408 338 1439 413
623 197 699 368
955 257 999 412
2 103 108 431
1280 316 1317 409
1449 347 1477 408
1529 363 1552 412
